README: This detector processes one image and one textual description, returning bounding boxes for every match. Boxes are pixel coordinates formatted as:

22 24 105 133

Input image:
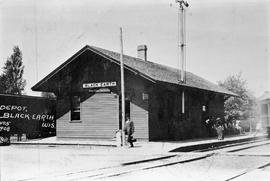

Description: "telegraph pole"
120 27 125 147
176 0 188 83
34 0 38 81
176 0 189 114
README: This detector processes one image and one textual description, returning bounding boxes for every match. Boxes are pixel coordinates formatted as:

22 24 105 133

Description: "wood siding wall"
208 94 224 118
57 92 119 139
126 73 149 140
149 85 225 141
131 102 148 139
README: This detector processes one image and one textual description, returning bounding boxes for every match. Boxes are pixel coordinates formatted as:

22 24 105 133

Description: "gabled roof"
32 45 236 96
258 91 270 101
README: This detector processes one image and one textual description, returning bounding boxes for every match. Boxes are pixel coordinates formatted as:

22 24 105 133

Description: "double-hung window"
71 96 80 121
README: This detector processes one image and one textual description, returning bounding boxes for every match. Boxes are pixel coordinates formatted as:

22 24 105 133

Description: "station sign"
83 81 117 89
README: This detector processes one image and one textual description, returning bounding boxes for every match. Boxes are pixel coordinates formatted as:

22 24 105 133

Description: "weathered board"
57 92 119 139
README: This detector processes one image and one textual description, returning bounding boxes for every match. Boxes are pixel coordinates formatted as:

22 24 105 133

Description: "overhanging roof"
258 91 270 101
32 45 236 96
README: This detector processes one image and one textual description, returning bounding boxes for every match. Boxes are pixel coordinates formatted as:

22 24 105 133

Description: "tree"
0 46 26 95
218 72 257 124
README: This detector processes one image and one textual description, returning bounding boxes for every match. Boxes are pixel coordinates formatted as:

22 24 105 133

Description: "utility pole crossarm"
175 0 189 9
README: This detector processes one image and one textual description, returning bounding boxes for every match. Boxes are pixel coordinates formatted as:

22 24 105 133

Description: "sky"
0 0 269 97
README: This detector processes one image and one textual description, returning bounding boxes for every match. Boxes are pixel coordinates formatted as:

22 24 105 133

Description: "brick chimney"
137 45 147 61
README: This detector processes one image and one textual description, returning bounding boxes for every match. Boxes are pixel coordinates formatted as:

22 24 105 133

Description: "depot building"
258 91 270 129
32 45 235 141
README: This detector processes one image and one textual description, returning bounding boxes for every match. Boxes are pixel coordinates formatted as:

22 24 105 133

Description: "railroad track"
24 139 270 181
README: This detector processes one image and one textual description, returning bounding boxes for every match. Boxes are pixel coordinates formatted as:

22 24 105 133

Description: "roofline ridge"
32 44 236 96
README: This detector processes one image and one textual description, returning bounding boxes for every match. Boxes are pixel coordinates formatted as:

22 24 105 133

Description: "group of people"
215 118 225 140
123 115 264 145
205 117 225 140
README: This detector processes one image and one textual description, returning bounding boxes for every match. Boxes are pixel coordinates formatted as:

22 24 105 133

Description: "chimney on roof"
137 45 147 61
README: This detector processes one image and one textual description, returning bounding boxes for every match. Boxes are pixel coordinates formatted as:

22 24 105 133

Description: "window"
71 96 80 121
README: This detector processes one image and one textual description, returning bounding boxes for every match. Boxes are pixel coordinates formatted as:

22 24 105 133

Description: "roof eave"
32 45 92 91
157 80 237 97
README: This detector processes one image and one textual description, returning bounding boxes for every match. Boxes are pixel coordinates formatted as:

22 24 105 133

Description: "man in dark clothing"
124 118 135 147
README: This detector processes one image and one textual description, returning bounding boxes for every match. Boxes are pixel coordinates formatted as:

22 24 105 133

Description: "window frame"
70 95 81 122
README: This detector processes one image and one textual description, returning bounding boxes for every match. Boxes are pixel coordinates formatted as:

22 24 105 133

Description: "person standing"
215 118 224 140
124 117 135 147
17 130 22 141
